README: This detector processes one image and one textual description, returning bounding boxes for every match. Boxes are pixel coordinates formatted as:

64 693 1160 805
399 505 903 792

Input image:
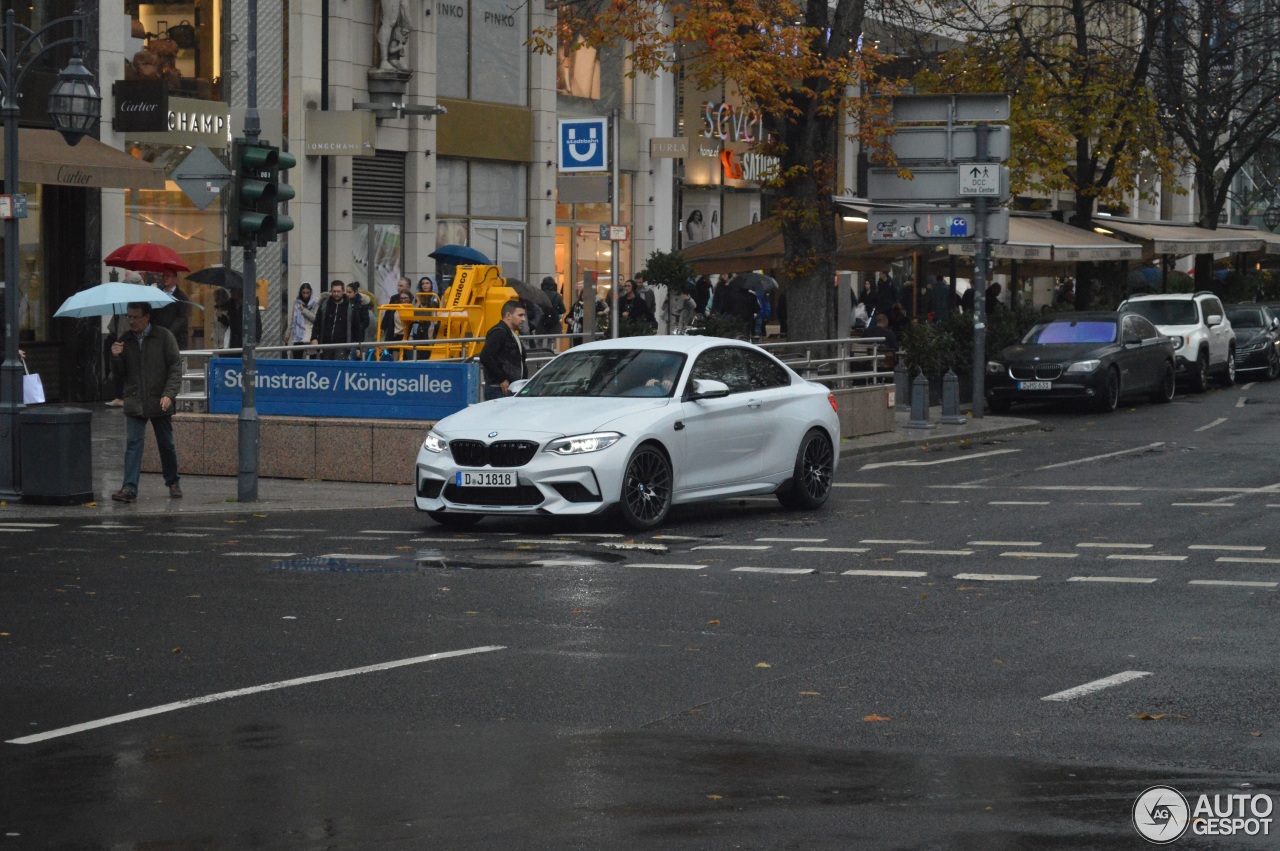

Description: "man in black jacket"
109 303 184 502
312 280 357 359
479 299 527 400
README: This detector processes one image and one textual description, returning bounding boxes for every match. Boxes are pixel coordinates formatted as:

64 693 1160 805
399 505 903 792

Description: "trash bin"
20 406 93 505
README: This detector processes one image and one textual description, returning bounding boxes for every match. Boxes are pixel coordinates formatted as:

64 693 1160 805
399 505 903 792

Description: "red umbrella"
104 243 190 274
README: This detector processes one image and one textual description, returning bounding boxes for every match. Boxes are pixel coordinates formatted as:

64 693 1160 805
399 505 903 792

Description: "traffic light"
227 139 296 248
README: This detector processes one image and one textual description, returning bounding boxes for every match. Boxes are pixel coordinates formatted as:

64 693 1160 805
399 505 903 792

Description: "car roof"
570 335 763 355
1039 311 1121 322
1122 292 1215 302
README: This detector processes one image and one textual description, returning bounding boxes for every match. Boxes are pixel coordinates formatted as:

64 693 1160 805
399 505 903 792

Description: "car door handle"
747 398 762 408
674 421 685 431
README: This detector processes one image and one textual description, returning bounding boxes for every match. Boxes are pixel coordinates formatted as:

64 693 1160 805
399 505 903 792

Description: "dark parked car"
1226 304 1280 380
985 311 1177 413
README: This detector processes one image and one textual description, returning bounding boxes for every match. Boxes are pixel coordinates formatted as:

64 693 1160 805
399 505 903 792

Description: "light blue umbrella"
54 283 179 319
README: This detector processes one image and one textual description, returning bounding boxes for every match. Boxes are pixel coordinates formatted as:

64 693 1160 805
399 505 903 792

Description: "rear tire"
617 443 672 530
1095 366 1120 413
777 429 834 510
427 511 483 529
1151 360 1175 403
1218 348 1236 387
1191 351 1210 393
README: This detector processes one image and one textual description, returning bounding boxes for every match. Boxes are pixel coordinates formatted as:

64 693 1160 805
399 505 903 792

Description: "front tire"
1267 349 1280 381
427 510 483 529
777 429 834 510
1095 366 1120 413
1218 348 1236 387
1151 360 1176 403
618 443 672 530
1191 351 1210 393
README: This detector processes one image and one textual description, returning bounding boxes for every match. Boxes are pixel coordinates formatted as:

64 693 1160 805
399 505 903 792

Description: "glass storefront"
554 175 632 301
437 158 528 286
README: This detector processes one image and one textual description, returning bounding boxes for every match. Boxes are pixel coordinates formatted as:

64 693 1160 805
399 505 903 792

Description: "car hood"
1234 328 1269 346
1147 323 1199 337
433 396 671 438
998 342 1114 362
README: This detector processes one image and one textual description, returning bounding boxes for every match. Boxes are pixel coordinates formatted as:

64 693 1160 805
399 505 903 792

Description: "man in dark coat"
109 302 183 502
312 280 358 359
726 279 760 338
479 299 528 400
539 276 566 335
150 272 190 349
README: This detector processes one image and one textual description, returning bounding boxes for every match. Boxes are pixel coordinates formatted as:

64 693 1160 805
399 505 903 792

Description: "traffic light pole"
971 123 989 420
238 0 261 502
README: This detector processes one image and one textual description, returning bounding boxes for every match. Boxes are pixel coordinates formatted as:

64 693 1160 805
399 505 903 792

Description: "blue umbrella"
54 282 178 319
429 244 491 266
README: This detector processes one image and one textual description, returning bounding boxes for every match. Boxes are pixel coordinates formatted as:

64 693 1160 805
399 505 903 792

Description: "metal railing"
175 332 891 412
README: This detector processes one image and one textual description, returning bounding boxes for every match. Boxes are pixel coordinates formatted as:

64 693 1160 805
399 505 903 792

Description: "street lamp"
1264 203 1280 232
0 11 101 500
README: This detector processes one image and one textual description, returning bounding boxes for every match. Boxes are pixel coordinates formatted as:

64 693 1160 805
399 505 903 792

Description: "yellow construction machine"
374 265 518 360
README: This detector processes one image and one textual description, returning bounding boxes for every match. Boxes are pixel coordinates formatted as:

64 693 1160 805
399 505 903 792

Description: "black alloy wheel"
618 444 672 530
777 429 835 510
427 510 484 528
1151 360 1176 403
1219 348 1236 387
1191 351 1211 393
1096 366 1120 412
1268 349 1280 381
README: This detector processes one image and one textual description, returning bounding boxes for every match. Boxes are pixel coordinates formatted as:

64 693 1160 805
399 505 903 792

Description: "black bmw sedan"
985 311 1177 413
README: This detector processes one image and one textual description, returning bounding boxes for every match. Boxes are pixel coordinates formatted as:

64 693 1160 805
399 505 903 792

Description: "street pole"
238 0 261 502
610 109 620 339
0 12 22 500
971 123 989 420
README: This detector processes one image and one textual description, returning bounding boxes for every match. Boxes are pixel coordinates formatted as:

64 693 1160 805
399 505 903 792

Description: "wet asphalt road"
2 376 1279 849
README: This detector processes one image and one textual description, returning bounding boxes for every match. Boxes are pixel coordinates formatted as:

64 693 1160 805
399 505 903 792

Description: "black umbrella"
428 244 492 266
505 278 553 310
734 272 778 295
187 266 245 290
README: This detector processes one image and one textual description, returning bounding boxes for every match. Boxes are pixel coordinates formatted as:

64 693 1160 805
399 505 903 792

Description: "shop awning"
0 129 165 189
948 215 1144 263
682 213 937 274
1247 227 1280 255
1097 219 1265 256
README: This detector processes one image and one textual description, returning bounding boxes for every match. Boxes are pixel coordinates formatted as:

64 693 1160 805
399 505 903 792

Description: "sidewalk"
0 404 1037 519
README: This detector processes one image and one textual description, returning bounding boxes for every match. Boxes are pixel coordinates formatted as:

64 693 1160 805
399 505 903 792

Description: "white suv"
1118 292 1235 392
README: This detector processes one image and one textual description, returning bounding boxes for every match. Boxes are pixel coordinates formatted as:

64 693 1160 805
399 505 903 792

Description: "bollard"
905 370 936 429
893 360 909 409
940 369 967 425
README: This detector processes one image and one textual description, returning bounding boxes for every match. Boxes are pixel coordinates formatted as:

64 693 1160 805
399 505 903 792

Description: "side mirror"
508 379 529 395
688 378 730 400
1272 317 1279 330
1206 314 1223 327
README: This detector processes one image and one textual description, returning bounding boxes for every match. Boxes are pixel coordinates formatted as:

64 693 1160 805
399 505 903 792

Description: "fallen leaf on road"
755 662 771 668
1130 713 1188 721
706 794 722 800
876 557 894 562
0 632 9 637
863 714 891 722
81 502 98 507
707 619 720 625
253 514 267 518
570 608 590 614
1251 731 1262 737
171 647 183 654
799 691 820 696
465 611 479 615
187 595 200 599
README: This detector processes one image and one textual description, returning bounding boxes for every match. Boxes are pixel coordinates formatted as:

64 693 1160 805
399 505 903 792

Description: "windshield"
518 349 687 398
1227 308 1263 328
1125 300 1198 326
1023 320 1117 345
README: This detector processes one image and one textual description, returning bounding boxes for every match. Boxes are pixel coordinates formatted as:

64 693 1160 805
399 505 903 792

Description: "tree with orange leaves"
532 0 894 341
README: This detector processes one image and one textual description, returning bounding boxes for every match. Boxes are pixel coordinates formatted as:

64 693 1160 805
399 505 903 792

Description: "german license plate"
1017 381 1052 390
456 470 516 487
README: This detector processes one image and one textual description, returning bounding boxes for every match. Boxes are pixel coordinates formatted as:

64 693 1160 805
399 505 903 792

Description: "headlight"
422 431 448 453
1240 341 1265 352
545 432 623 455
1065 360 1101 374
1171 336 1186 350
986 361 1004 375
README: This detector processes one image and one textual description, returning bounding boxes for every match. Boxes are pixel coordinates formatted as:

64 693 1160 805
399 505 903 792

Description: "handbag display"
167 21 197 49
20 354 44 405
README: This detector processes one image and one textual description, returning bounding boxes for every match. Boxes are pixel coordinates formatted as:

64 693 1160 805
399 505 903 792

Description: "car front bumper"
986 371 1106 405
1234 346 1274 372
414 447 626 517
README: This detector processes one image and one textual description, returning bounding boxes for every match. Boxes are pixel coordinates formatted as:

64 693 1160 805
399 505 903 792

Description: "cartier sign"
113 81 169 133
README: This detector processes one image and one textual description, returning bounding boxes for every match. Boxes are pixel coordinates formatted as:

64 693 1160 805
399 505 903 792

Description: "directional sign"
867 208 1010 244
872 126 1010 164
891 94 1011 124
558 117 608 173
868 166 1010 204
172 144 232 210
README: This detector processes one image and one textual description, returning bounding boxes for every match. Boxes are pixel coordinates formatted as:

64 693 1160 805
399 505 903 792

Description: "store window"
555 6 633 118
126 0 224 102
435 0 527 106
437 159 528 283
554 174 632 301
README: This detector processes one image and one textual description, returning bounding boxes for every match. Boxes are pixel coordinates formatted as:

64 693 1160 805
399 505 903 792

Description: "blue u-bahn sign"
208 359 480 420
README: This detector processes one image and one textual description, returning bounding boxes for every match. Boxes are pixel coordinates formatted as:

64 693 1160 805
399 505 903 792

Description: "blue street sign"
208 359 481 419
558 117 608 173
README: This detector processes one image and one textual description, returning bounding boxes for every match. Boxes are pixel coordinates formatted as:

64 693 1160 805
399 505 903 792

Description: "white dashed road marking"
1105 554 1187 562
968 540 1041 547
860 539 930 545
1037 443 1164 470
843 569 928 578
1001 551 1077 559
631 563 705 570
792 546 869 553
989 501 1050 506
1216 557 1280 565
860 448 1020 471
1189 580 1278 588
315 554 397 561
1076 543 1152 549
1196 418 1228 432
692 545 772 551
1190 545 1266 552
899 549 973 556
1041 670 1151 702
954 573 1039 581
6 646 507 745
755 537 828 543
732 567 817 575
225 552 299 557
1067 577 1158 584
1172 502 1234 508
